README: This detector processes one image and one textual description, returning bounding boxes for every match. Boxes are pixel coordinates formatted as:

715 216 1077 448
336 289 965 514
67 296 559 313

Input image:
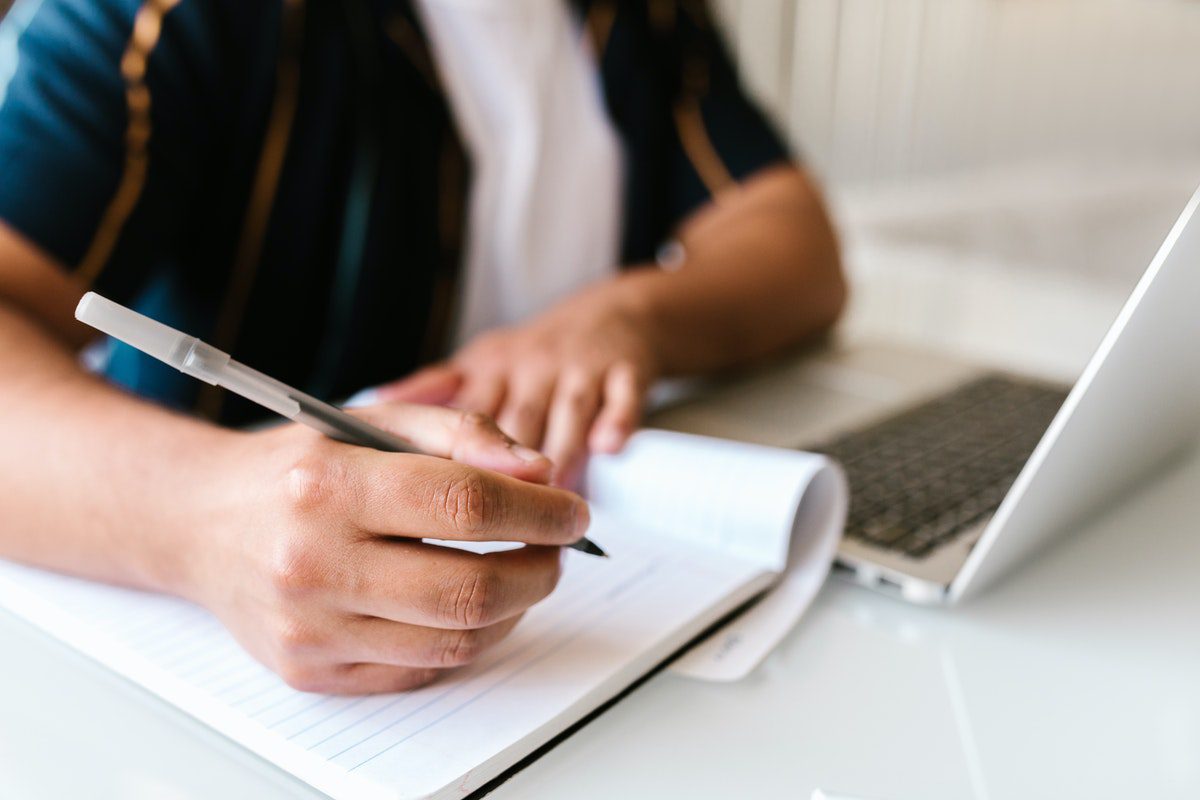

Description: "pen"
75 292 606 557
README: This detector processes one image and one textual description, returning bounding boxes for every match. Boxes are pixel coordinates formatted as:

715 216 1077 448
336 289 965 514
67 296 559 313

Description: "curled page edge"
668 460 847 681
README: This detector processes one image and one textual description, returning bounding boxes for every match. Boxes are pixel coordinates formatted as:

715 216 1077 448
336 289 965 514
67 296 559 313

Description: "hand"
376 282 660 487
180 403 589 694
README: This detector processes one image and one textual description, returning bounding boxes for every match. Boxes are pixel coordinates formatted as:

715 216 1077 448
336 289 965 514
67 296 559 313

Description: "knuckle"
276 661 329 693
282 453 341 514
459 409 496 434
512 402 543 425
437 473 494 536
521 353 555 375
441 565 502 628
431 628 485 668
559 385 596 414
273 615 324 657
267 537 327 597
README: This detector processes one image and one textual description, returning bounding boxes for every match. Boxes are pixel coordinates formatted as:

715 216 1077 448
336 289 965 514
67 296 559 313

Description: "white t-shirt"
415 0 624 348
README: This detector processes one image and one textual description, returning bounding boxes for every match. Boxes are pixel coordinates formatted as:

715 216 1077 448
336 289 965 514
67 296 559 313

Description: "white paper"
0 430 847 797
585 430 847 680
0 522 768 800
670 462 846 681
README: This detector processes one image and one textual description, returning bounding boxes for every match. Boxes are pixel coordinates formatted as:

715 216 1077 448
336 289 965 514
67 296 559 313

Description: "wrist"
599 267 673 376
135 423 252 604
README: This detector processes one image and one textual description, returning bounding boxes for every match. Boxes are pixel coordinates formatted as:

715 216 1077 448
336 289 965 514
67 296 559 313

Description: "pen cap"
75 292 198 370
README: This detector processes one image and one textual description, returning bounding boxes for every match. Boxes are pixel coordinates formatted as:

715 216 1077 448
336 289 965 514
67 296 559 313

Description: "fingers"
541 371 601 487
374 364 463 406
343 540 563 629
496 370 554 448
589 361 644 454
338 614 523 669
294 662 442 695
455 374 506 418
324 450 588 545
349 403 551 483
273 613 521 695
254 528 562 695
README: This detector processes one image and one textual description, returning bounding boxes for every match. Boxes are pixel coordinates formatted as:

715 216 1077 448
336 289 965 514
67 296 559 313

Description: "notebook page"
0 522 768 800
585 430 848 681
586 429 836 570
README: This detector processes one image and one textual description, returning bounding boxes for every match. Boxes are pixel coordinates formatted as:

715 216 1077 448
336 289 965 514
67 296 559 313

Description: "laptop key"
811 374 1069 560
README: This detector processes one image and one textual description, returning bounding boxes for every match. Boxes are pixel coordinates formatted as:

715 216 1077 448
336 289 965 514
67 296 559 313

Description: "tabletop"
3 430 1198 800
488 441 1200 800
4 259 1199 800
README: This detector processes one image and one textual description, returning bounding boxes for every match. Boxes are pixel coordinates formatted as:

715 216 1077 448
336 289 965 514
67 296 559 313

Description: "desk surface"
3 435 1198 799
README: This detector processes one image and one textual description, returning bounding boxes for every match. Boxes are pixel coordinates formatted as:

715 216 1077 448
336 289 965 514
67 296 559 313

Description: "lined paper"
587 429 830 567
586 430 846 680
0 525 768 800
0 430 844 798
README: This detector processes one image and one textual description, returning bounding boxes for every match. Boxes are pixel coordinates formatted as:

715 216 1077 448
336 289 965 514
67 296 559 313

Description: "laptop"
653 186 1200 605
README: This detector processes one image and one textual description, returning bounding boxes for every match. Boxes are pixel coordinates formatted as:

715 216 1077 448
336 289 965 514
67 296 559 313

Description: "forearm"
0 298 238 595
612 164 845 376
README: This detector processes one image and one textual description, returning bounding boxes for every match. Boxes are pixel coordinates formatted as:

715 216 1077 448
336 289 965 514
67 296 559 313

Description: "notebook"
0 430 846 800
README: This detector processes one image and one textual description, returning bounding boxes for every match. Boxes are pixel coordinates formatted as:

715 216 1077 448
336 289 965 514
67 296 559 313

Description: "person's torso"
101 0 473 423
0 0 778 425
96 0 641 424
415 0 622 348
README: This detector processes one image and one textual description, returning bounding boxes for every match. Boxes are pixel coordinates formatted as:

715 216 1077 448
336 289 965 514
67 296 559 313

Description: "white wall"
711 0 1200 373
715 0 1200 186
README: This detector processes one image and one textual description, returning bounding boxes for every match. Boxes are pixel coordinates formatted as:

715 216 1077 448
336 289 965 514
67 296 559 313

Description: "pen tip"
572 537 608 558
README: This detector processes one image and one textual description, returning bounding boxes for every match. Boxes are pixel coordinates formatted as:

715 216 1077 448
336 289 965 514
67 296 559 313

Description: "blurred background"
3 0 1195 379
710 0 1200 379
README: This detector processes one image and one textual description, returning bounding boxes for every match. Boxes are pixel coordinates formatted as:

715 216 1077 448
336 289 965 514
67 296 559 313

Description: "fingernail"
574 501 592 537
511 444 548 464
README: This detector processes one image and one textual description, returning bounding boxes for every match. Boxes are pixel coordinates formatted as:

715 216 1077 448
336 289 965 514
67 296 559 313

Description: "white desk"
487 444 1200 800
3 435 1198 799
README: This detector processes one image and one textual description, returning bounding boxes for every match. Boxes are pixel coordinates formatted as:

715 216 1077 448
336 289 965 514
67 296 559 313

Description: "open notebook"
0 430 845 800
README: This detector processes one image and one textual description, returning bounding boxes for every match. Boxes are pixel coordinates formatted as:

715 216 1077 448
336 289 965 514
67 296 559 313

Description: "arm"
0 225 589 693
0 227 228 592
0 0 592 693
584 163 844 375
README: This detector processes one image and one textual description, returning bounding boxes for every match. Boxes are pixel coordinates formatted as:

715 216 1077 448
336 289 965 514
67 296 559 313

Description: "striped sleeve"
667 1 794 221
0 0 213 296
0 0 142 269
590 0 795 263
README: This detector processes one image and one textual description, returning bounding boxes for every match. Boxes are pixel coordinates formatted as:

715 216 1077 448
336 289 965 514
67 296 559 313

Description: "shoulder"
0 0 271 156
1 0 259 96
0 0 257 267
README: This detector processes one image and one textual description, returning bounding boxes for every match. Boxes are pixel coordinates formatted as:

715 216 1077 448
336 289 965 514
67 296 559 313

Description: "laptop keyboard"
810 374 1070 560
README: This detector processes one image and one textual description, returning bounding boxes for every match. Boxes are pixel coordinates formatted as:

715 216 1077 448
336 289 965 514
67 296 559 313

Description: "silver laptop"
653 187 1200 605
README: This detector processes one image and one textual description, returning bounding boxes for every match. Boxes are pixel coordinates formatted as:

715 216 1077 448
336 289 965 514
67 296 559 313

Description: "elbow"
781 167 849 342
813 240 848 336
796 210 848 343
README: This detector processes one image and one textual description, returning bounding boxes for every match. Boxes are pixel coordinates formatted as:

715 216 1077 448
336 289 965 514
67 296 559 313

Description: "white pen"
75 292 606 557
